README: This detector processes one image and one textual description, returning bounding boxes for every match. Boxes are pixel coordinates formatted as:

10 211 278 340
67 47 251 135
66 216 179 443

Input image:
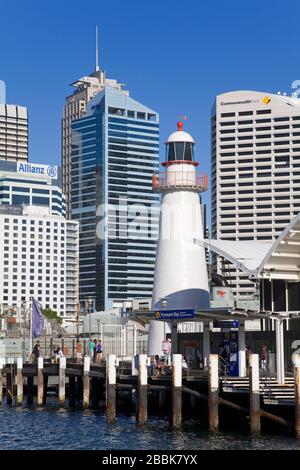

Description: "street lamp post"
161 298 168 341
87 298 93 338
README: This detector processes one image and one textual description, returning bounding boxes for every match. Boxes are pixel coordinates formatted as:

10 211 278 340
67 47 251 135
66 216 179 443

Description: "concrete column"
137 354 148 426
203 322 210 369
0 359 4 405
83 356 90 409
37 357 44 406
59 357 66 406
172 354 182 429
293 353 300 439
106 354 116 422
238 321 246 378
16 357 23 406
208 354 219 432
249 353 261 436
275 319 285 384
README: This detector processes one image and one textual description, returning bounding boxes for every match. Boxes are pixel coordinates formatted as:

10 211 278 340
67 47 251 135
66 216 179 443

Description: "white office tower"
212 90 300 303
147 122 209 355
0 104 28 162
0 205 79 322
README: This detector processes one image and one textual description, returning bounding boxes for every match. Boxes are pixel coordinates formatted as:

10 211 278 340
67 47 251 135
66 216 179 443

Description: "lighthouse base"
147 320 171 357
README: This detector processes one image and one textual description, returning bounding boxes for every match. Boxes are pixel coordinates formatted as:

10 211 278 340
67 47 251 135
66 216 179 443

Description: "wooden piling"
69 376 76 408
106 354 116 423
91 377 99 408
16 358 23 406
76 376 83 403
158 390 167 412
137 354 148 426
27 375 34 406
37 357 44 406
6 360 14 405
83 356 90 409
0 358 5 405
131 355 138 411
43 374 48 405
208 354 219 432
249 353 261 436
59 357 66 406
172 354 182 429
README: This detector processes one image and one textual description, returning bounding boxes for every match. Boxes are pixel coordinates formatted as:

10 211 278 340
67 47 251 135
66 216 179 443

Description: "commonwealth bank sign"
17 163 58 179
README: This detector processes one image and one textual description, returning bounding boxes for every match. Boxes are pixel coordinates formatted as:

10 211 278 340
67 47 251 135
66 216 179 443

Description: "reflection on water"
0 404 300 450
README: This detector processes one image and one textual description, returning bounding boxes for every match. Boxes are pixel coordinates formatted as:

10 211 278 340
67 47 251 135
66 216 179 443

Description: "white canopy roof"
196 213 300 281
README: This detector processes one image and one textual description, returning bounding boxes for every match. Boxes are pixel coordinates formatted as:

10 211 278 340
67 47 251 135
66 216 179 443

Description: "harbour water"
0 403 299 450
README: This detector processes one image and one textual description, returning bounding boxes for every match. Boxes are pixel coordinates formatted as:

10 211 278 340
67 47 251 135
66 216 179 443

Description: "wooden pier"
0 353 299 438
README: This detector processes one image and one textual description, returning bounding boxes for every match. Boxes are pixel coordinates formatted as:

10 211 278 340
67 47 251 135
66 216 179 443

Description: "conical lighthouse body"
147 122 209 356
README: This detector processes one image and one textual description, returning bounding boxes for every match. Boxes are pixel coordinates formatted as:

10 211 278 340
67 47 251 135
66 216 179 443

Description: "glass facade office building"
71 85 159 311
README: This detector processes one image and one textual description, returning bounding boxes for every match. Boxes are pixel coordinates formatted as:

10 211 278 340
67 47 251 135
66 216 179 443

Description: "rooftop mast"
95 25 100 72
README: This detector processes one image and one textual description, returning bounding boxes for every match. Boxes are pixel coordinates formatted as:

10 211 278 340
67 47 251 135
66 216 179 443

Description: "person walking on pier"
30 341 41 363
89 338 95 362
261 345 268 371
96 339 102 363
162 338 171 363
55 346 64 363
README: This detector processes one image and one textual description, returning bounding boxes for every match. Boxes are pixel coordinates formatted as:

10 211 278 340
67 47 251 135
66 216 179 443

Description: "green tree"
42 308 63 326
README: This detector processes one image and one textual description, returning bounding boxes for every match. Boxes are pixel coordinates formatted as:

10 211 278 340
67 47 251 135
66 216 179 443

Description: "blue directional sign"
213 320 239 329
154 309 195 321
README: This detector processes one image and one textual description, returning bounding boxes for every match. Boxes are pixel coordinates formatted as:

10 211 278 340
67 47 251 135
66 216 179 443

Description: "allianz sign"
17 163 58 179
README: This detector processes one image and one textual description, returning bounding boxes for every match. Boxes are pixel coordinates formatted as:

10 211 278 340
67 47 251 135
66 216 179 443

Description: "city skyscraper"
0 104 28 162
71 84 159 312
211 90 300 300
0 204 79 321
62 28 127 219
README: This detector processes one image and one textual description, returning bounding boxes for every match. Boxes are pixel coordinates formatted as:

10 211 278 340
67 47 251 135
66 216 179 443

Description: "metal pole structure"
275 318 285 384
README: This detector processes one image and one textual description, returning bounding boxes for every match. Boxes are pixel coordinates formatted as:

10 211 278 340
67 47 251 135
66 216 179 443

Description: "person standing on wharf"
148 122 209 355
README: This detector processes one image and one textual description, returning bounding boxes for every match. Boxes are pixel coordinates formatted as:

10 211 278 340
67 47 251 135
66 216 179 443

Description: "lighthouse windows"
166 142 195 162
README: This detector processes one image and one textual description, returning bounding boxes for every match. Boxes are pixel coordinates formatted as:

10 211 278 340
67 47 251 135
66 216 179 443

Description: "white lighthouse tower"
147 121 209 356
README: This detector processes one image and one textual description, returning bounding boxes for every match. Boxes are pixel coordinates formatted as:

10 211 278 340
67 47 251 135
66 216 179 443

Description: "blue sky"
1 0 300 214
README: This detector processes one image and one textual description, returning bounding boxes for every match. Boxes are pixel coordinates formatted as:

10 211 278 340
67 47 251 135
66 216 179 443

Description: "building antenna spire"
95 25 100 72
